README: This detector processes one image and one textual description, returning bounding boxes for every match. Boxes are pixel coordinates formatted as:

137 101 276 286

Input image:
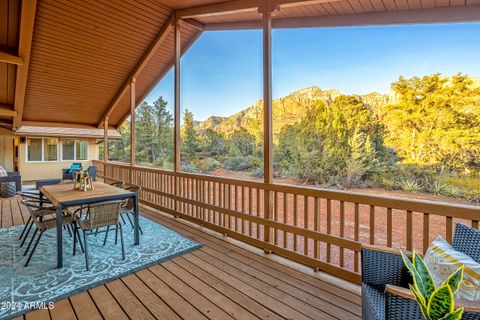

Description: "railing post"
174 17 181 212
262 1 274 249
130 78 136 184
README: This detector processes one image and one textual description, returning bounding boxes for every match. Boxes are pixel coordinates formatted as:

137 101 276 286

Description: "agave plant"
401 252 464 320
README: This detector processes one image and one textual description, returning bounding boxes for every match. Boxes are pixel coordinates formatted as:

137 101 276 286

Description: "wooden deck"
0 196 361 320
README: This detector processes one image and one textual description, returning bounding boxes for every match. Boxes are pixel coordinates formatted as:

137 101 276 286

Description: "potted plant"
401 251 465 320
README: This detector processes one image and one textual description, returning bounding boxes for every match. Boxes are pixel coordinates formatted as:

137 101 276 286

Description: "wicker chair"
75 201 125 271
361 223 480 320
120 185 142 235
17 192 55 247
21 199 80 267
62 163 82 181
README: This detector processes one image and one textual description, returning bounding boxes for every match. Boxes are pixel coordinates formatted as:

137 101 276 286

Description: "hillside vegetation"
107 73 480 204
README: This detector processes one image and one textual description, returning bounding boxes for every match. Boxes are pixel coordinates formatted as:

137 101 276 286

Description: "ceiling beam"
0 51 24 65
115 30 204 128
98 14 176 128
176 0 335 18
0 104 17 117
182 18 205 31
204 4 480 30
20 121 113 129
13 0 38 129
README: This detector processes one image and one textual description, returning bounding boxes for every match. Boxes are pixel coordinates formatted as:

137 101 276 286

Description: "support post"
130 79 136 184
262 3 273 246
174 19 181 172
104 117 109 167
174 18 181 211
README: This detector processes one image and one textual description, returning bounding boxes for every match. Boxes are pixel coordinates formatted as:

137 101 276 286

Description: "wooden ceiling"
1 0 480 130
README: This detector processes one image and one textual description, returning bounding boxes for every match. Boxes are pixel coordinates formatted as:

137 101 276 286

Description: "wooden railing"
93 160 480 284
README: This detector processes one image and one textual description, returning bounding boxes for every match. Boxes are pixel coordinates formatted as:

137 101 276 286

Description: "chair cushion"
424 236 480 301
68 163 82 174
0 165 7 177
362 284 385 320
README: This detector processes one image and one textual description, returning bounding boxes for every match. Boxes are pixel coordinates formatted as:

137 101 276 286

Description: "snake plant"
401 251 464 320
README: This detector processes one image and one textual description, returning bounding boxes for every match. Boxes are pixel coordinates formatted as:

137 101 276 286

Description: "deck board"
0 196 361 320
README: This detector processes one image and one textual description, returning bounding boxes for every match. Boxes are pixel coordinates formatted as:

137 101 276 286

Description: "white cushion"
0 165 7 177
424 236 480 301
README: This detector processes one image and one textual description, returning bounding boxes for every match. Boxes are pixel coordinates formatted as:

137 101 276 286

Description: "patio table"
40 182 139 268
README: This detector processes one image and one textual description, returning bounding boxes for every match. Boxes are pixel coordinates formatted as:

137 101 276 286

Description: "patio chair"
87 166 97 182
21 199 81 267
0 171 21 197
17 191 54 247
361 223 480 320
120 185 143 235
62 163 82 181
75 201 125 271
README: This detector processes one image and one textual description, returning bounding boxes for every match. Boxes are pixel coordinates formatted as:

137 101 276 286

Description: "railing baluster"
369 205 375 245
406 210 413 251
340 201 345 267
472 220 479 230
354 203 359 272
249 187 253 237
446 216 453 243
283 192 288 249
423 213 430 254
314 197 320 260
387 207 393 247
274 191 278 246
256 188 261 239
326 199 331 263
294 194 298 252
304 195 309 256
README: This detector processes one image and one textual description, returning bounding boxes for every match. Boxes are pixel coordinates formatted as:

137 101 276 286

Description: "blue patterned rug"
0 216 201 319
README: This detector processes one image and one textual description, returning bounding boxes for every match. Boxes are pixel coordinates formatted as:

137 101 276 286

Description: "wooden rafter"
13 0 38 128
0 104 17 117
115 29 204 128
204 4 480 30
176 0 337 18
182 18 205 31
98 14 176 128
0 51 24 65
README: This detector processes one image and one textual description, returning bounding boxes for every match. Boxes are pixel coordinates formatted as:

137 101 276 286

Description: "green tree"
181 109 199 163
382 73 480 170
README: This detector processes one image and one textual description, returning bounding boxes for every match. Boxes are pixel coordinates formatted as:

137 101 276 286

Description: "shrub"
223 156 259 172
195 158 219 173
401 179 422 193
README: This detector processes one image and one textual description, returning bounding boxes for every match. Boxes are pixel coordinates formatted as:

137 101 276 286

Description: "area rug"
0 216 201 319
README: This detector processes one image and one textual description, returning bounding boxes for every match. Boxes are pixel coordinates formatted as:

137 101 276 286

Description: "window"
26 138 58 162
44 138 58 161
62 139 75 161
76 139 88 160
27 138 43 162
62 139 88 161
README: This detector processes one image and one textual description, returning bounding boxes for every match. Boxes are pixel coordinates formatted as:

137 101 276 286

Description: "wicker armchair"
75 201 125 271
0 172 21 196
361 223 480 320
62 163 82 181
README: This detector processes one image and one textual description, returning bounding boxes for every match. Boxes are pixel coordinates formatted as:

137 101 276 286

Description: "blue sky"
145 22 480 121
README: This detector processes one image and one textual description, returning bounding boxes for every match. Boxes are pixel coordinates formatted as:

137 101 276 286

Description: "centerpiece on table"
74 169 94 191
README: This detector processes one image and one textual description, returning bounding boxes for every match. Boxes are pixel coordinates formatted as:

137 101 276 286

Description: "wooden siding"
0 196 361 320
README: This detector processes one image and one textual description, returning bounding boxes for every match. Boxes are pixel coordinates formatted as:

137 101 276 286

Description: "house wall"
0 128 14 172
18 138 100 181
